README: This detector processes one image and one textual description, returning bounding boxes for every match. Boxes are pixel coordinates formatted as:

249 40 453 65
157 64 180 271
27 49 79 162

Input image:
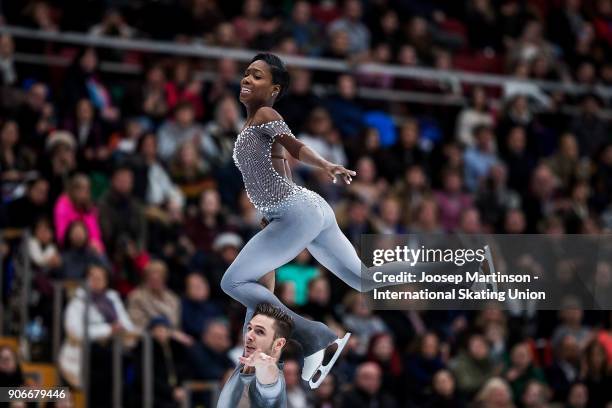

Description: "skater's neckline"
239 119 285 134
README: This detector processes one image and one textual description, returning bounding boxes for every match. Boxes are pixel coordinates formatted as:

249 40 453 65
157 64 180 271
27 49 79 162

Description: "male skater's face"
244 314 279 357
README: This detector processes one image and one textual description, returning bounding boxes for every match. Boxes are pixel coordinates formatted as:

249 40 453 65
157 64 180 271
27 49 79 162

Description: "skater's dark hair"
253 303 294 340
250 53 290 101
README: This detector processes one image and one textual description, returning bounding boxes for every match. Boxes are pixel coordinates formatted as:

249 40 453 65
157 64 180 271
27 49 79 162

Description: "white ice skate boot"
301 332 351 389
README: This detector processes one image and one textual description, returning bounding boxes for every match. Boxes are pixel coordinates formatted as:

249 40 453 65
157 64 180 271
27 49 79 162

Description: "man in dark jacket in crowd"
98 164 148 288
99 164 147 256
189 318 234 381
180 272 224 339
132 316 190 408
339 361 397 407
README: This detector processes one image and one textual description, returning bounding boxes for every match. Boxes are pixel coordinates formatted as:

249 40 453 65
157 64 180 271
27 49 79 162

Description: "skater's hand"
240 349 280 385
324 163 356 184
239 349 277 371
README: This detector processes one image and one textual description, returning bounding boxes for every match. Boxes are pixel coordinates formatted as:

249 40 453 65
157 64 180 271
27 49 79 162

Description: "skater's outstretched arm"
250 106 356 185
279 138 356 185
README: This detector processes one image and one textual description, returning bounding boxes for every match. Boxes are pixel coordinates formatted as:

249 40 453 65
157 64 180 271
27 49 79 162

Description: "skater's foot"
302 332 351 389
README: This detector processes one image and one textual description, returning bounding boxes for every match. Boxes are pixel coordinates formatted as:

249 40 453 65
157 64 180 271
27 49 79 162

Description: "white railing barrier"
1 25 611 98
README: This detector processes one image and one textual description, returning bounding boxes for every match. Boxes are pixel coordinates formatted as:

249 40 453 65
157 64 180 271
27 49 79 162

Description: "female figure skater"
222 53 355 390
222 53 493 389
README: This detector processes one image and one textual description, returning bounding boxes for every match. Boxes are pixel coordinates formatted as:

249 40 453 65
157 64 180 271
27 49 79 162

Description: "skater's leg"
307 221 471 292
238 272 277 337
221 215 336 356
306 222 364 291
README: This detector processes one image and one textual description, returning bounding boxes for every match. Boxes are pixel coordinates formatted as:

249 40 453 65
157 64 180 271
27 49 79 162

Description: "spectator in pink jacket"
54 173 105 254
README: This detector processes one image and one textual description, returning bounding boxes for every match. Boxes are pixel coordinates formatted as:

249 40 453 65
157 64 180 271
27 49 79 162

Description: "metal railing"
77 284 150 408
7 45 612 121
2 24 612 121
52 282 63 362
112 335 123 408
183 380 221 408
142 332 153 408
0 232 4 337
18 230 31 355
12 51 142 75
81 284 90 408
1 24 612 98
51 280 81 361
54 280 221 408
9 241 221 408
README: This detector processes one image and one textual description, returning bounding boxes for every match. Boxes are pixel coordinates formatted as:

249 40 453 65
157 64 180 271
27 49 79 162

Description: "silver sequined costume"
232 119 320 216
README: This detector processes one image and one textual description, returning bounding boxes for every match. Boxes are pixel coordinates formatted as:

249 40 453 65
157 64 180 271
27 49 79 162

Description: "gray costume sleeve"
255 376 283 402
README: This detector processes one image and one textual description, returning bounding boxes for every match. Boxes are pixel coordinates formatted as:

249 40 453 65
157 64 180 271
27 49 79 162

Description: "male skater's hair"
253 303 294 341
250 53 290 100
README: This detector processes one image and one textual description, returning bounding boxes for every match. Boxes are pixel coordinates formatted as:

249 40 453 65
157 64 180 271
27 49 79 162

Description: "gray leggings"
221 189 445 355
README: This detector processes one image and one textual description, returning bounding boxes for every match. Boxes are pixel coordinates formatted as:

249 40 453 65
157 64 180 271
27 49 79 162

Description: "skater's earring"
272 92 278 97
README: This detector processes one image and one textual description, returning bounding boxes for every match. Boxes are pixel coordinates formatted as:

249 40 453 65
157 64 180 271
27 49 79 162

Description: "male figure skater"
216 303 293 407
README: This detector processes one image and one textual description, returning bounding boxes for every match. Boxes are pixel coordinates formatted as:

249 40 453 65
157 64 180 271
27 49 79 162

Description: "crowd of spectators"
1 0 612 407
3 0 612 92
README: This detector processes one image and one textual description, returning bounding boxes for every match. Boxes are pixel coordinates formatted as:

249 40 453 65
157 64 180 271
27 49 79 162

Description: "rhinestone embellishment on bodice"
233 119 312 214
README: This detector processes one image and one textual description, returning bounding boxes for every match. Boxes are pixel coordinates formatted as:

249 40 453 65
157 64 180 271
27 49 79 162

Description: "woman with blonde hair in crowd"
473 377 516 408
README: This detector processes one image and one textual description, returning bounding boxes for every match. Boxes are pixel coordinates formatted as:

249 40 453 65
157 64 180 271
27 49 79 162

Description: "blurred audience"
1 2 612 406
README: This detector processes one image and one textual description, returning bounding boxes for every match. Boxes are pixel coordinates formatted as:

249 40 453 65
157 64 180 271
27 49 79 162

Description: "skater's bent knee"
220 272 236 295
220 268 253 297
